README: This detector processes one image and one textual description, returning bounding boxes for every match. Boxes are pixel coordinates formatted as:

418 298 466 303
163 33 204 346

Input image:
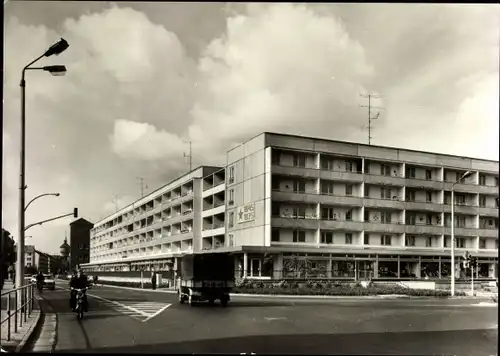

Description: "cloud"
110 119 187 160
2 3 498 255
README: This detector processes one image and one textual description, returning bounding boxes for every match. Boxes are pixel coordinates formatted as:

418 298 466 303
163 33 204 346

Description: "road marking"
86 293 150 317
142 303 172 323
264 317 288 321
472 302 498 307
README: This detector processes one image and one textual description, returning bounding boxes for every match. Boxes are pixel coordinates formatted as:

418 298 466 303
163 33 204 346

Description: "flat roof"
231 131 498 163
93 165 221 227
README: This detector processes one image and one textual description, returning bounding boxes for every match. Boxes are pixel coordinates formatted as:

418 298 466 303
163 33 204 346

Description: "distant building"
49 254 66 274
69 218 94 271
25 245 35 268
34 250 50 274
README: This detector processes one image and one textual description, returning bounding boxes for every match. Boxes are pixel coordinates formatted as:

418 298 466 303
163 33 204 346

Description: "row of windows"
270 229 498 249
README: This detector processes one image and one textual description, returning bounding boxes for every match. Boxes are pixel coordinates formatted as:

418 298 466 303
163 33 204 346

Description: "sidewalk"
1 282 42 353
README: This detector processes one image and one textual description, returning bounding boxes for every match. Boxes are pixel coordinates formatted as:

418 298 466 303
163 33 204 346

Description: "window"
406 235 415 246
271 229 280 242
479 238 486 249
293 207 306 219
229 189 235 205
345 184 353 196
426 191 432 202
496 239 499 250
271 151 280 165
425 169 432 180
321 158 333 170
271 203 280 217
321 181 334 195
364 211 370 222
321 231 333 244
345 233 353 244
228 166 235 183
321 207 334 220
228 234 234 247
381 211 391 224
272 178 280 191
456 216 466 228
293 230 306 243
426 214 432 225
364 233 370 245
365 163 370 174
407 191 415 202
345 210 352 221
456 194 466 205
228 212 234 228
381 187 391 199
407 167 416 178
406 214 415 225
380 164 391 176
479 196 486 207
479 175 486 186
426 236 432 247
294 181 306 193
345 161 353 172
456 237 465 248
381 235 391 246
293 155 306 167
364 185 370 197
495 177 499 187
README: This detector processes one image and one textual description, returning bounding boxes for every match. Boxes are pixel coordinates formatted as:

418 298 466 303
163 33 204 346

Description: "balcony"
405 178 445 190
272 216 319 230
319 219 364 231
272 164 364 182
202 183 226 198
363 221 405 234
442 202 479 215
404 200 444 213
272 189 363 206
202 204 225 218
444 182 485 194
364 197 405 209
404 223 444 235
364 174 404 186
478 206 499 217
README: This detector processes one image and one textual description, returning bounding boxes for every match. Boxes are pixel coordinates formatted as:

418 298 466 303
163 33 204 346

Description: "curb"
28 296 57 353
14 297 42 353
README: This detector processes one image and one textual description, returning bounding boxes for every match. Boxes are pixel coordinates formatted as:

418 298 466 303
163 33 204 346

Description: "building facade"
34 250 50 274
25 245 35 269
70 218 94 271
82 133 499 281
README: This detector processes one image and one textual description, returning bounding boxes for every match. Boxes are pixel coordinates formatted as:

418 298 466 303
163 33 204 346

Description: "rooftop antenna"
183 141 192 172
360 93 385 145
137 177 148 198
111 194 120 212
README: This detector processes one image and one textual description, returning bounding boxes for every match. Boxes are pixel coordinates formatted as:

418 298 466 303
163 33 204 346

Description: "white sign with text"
237 203 255 224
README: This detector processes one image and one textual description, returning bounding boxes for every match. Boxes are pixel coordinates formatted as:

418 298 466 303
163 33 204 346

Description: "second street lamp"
450 170 474 297
17 38 69 311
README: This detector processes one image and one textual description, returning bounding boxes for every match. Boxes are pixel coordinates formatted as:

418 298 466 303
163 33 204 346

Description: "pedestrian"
151 271 157 290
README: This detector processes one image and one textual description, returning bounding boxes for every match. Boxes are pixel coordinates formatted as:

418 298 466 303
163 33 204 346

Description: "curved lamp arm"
25 193 60 212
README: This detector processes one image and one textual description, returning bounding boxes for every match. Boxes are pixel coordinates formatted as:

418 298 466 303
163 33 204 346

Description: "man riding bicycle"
36 271 45 291
69 270 88 312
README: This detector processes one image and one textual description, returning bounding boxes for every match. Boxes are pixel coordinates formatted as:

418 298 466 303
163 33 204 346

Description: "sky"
3 2 499 254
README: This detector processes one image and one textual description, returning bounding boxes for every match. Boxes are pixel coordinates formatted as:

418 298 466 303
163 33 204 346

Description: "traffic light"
73 208 78 218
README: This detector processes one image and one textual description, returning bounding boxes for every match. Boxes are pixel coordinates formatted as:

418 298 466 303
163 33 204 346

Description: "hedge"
94 278 466 297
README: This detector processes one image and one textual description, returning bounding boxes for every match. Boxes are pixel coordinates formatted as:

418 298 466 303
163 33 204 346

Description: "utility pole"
137 177 147 198
360 94 384 145
184 141 192 172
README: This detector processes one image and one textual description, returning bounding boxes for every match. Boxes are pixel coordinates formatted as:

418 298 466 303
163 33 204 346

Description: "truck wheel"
220 297 228 307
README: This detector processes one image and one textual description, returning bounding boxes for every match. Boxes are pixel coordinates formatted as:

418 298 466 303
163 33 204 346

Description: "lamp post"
16 38 69 309
450 170 474 296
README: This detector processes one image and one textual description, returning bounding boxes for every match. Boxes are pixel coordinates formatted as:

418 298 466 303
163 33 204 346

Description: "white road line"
87 293 150 317
142 303 172 323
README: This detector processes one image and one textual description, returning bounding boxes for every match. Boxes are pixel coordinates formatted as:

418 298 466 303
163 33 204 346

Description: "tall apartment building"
83 132 499 281
85 166 222 272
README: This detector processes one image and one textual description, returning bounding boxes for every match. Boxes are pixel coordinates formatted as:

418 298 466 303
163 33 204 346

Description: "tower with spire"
60 232 70 273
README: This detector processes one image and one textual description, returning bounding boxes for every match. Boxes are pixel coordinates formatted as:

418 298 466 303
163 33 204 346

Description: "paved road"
33 281 497 355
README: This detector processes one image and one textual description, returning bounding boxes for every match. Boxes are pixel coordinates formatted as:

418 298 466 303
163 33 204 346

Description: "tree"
1 229 16 287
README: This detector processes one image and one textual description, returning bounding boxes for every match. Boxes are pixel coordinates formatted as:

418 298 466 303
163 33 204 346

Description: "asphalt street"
31 280 498 355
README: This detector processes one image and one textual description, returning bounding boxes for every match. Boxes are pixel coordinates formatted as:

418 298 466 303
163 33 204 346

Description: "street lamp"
450 170 474 297
25 193 60 212
16 38 69 307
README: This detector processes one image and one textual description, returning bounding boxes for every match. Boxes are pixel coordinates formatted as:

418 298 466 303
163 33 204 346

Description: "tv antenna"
137 177 148 198
111 194 120 212
183 141 192 172
360 93 385 145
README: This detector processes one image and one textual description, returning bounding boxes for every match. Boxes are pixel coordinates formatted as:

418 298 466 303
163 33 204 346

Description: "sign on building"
237 203 255 224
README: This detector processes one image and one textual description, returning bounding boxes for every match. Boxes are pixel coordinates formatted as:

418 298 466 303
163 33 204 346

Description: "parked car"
43 275 56 290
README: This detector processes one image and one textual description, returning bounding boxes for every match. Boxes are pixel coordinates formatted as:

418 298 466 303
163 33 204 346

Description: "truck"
177 253 235 307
